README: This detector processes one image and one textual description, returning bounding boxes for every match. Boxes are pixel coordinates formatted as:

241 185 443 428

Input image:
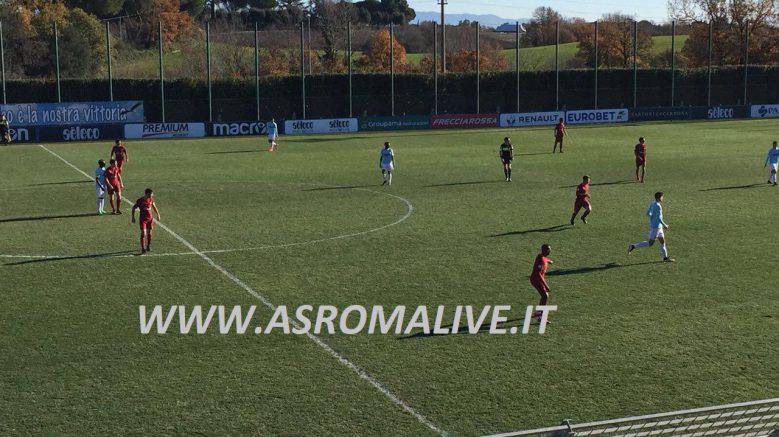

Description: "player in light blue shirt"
94 159 107 215
764 141 778 186
267 118 279 152
379 142 395 186
628 191 674 262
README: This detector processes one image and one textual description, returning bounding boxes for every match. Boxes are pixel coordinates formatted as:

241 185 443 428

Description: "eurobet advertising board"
750 104 779 119
0 101 144 126
431 114 498 129
124 123 206 139
284 118 358 135
499 111 564 127
565 108 629 124
359 116 430 131
209 121 268 137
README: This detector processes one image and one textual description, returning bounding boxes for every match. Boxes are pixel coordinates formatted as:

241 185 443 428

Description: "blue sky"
406 0 670 22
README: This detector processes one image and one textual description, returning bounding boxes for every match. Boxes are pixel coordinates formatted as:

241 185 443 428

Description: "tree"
59 8 106 77
312 0 355 72
123 0 201 48
355 28 407 72
574 13 652 68
669 0 777 66
351 0 415 25
523 7 577 47
64 0 126 18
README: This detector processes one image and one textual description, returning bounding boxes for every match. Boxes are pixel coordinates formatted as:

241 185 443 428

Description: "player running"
765 141 778 186
529 244 554 324
267 118 279 152
0 114 10 144
628 192 675 262
131 188 161 254
110 140 128 174
499 137 514 182
104 159 124 214
379 142 395 186
94 159 108 215
634 137 647 183
570 175 591 225
553 118 566 153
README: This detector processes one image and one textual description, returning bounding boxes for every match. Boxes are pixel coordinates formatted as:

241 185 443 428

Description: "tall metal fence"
0 16 777 121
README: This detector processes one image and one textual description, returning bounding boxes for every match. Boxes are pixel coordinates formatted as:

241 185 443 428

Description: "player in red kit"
110 139 128 174
529 244 554 323
570 175 592 225
104 159 124 214
131 188 161 254
634 137 647 183
553 118 566 153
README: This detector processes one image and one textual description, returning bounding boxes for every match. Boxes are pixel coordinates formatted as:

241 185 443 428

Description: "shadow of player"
547 261 662 276
0 212 99 223
490 224 569 237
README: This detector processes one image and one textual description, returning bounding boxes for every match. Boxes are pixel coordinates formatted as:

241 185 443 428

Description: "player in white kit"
267 118 278 152
379 142 395 186
765 141 778 186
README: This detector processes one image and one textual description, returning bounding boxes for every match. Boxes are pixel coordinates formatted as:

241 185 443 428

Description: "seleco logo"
292 121 314 130
63 126 101 141
329 120 350 129
708 107 734 119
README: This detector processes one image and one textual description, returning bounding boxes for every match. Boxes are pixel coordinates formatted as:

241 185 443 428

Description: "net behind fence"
487 398 779 437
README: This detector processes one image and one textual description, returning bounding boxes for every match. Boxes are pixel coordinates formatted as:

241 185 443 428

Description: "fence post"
390 23 395 117
0 21 6 104
707 21 712 106
633 20 638 108
670 20 675 107
106 21 113 101
300 23 306 119
433 22 438 115
476 21 480 114
54 21 61 103
307 16 312 76
555 20 559 111
158 21 165 122
594 20 598 109
348 22 352 118
254 22 260 121
743 20 749 105
206 21 212 123
515 21 520 112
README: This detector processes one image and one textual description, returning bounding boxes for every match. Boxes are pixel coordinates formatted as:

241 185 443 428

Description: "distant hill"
411 11 529 28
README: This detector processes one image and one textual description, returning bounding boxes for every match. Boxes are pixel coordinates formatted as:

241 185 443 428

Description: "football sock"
660 244 668 259
97 199 101 212
634 241 650 248
771 172 777 183
140 235 145 251
387 173 392 185
508 170 511 179
99 198 105 211
109 197 115 211
147 233 152 250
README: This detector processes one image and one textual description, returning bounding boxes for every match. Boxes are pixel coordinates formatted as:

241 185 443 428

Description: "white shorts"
96 185 105 199
648 227 665 240
381 162 394 172
770 163 778 172
268 135 277 142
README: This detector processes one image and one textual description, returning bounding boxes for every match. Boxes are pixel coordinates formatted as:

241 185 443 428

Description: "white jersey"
380 148 394 166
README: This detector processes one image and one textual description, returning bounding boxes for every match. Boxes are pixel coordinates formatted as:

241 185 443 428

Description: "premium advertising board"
284 118 358 135
565 109 629 124
431 114 499 129
0 101 144 126
359 116 430 131
499 111 564 127
124 123 206 139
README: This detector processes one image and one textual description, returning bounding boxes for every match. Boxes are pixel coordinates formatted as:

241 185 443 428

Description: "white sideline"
484 398 779 436
38 144 444 435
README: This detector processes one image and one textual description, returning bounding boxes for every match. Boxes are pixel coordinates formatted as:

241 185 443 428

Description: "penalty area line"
37 144 444 435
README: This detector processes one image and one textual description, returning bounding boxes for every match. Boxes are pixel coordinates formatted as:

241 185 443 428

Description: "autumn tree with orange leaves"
356 28 407 72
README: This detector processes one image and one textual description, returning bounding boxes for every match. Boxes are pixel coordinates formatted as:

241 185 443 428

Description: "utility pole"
439 0 447 73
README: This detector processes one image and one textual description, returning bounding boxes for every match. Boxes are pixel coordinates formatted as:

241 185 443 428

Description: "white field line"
484 398 779 437
38 144 444 435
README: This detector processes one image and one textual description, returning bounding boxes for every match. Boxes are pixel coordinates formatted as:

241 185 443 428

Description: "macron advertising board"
209 121 269 137
565 108 629 124
124 123 206 139
431 114 498 129
284 118 358 135
359 116 430 131
500 111 564 127
0 101 144 126
750 104 779 119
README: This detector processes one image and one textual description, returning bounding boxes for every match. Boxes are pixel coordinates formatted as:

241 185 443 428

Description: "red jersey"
576 182 590 201
634 143 646 159
531 254 551 280
555 122 566 136
112 145 127 161
105 165 120 184
135 196 154 220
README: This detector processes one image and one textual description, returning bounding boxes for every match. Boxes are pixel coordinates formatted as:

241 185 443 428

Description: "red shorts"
107 182 120 196
530 277 549 294
636 157 645 166
139 218 153 232
555 134 564 142
573 198 590 213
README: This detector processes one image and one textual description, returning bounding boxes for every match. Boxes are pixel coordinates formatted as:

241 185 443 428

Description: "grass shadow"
303 185 375 191
427 181 503 188
0 212 99 223
559 180 634 188
699 183 767 192
4 250 137 266
397 317 525 340
30 180 91 186
547 261 662 276
206 149 265 155
490 224 569 237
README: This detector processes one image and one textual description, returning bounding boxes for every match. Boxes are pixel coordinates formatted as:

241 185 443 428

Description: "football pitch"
1 120 777 435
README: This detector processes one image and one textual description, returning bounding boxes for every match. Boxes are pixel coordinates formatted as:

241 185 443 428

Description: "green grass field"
1 120 777 435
